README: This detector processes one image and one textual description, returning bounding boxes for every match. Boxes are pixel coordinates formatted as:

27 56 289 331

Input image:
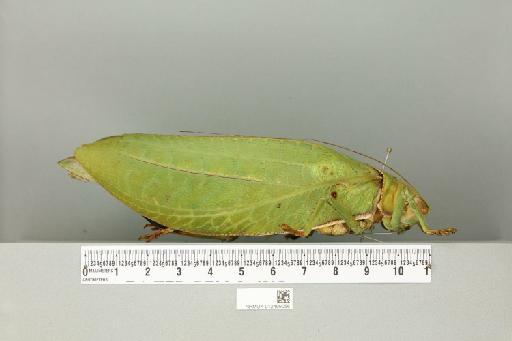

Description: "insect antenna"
359 235 383 243
312 139 413 187
358 231 393 243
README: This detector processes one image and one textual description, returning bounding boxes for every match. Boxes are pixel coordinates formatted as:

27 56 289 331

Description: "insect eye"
331 191 337 198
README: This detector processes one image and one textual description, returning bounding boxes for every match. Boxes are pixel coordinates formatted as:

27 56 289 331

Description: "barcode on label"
237 288 294 310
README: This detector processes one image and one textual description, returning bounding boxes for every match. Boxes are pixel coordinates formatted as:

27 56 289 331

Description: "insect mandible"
58 133 457 241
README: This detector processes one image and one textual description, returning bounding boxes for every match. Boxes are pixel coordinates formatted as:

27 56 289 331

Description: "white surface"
1 242 511 340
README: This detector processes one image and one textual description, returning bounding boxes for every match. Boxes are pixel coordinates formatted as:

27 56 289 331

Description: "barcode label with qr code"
237 288 294 310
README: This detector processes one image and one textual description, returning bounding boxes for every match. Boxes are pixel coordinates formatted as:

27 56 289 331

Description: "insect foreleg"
383 183 406 232
390 185 406 228
404 190 457 236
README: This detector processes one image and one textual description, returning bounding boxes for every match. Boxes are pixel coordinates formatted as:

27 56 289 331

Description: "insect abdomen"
74 134 378 236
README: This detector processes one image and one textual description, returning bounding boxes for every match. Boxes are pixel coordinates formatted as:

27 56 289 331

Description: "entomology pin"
58 134 457 241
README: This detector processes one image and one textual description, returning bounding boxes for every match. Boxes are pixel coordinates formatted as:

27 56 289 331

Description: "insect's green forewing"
71 134 380 236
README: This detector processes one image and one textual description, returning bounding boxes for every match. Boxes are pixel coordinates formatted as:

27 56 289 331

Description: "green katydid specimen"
58 134 457 241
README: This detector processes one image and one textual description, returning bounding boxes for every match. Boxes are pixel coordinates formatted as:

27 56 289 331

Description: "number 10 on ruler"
80 245 431 284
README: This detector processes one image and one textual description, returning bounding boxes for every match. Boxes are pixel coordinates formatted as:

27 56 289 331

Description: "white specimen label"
237 288 293 310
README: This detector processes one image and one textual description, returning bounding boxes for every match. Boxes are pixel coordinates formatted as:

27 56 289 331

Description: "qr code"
276 289 291 304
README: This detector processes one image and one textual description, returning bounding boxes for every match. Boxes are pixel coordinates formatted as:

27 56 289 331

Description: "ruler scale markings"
80 245 431 284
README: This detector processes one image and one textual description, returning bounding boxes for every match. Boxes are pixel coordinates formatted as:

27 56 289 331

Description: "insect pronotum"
58 134 457 241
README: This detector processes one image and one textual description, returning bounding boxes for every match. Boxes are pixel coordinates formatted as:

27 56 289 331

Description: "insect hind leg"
280 197 330 238
139 216 174 242
138 227 174 242
321 197 366 235
314 220 350 236
281 224 308 238
143 216 167 230
140 216 238 241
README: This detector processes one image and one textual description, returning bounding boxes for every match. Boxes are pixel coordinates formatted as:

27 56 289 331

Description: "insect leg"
325 198 365 234
143 216 167 230
141 217 239 241
138 227 174 242
298 196 341 237
280 197 332 237
302 196 364 235
281 224 308 237
314 221 349 236
137 216 173 241
405 192 457 236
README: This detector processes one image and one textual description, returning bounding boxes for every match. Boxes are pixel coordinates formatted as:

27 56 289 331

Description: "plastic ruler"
80 244 431 284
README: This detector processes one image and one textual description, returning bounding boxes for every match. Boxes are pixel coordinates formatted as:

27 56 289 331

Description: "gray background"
1 243 511 340
1 0 511 242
